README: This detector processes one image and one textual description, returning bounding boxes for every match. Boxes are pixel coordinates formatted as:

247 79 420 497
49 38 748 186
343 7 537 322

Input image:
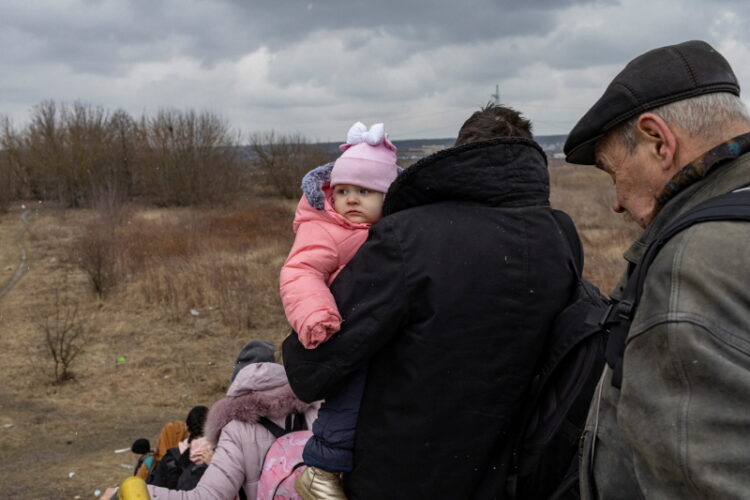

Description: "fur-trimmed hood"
204 362 309 446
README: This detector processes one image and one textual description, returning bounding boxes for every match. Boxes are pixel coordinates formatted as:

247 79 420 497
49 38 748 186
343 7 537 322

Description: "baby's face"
332 184 385 223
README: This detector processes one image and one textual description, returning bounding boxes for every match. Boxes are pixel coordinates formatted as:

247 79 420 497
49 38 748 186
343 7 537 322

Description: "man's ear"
635 113 678 172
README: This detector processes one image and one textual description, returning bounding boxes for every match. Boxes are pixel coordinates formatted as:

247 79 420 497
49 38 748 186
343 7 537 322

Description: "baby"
280 122 398 349
280 122 399 499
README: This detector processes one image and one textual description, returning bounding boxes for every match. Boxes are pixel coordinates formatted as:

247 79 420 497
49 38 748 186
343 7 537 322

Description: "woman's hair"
185 405 209 442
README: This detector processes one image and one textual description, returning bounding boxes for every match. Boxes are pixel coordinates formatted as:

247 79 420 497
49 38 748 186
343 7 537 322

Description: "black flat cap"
564 40 740 165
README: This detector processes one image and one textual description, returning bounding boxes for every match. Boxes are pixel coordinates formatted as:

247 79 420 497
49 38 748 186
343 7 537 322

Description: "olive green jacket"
580 153 750 499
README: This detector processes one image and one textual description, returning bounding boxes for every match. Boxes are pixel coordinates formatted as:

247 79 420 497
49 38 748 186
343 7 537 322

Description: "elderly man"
564 40 750 498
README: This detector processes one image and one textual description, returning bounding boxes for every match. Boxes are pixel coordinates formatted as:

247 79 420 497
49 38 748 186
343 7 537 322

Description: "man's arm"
283 219 408 402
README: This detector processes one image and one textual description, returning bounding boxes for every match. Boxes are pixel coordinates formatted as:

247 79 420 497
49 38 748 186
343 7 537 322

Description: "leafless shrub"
33 287 89 383
250 131 333 199
91 183 130 228
75 220 120 297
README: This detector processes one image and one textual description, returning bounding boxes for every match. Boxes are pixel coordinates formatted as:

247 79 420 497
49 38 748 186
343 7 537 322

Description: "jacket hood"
204 362 309 446
383 137 549 216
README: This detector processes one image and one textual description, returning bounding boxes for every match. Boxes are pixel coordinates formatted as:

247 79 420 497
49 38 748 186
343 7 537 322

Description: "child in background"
131 438 155 479
279 122 399 499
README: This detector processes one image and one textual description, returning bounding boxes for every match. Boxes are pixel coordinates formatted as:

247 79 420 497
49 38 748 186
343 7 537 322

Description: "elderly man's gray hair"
614 92 750 151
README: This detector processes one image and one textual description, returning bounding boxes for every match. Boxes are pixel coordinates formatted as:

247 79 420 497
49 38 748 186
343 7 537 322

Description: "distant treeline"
0 101 335 211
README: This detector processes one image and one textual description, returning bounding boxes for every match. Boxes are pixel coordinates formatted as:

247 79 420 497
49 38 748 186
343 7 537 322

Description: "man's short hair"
611 92 750 152
455 104 533 146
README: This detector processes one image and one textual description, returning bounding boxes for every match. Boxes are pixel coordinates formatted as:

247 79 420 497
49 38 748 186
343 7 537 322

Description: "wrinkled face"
332 184 385 223
595 134 666 228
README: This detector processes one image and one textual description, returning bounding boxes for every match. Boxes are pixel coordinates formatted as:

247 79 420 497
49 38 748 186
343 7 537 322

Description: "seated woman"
131 438 155 479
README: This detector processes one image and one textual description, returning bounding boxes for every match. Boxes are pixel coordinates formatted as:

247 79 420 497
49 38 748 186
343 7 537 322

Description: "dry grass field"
0 161 639 499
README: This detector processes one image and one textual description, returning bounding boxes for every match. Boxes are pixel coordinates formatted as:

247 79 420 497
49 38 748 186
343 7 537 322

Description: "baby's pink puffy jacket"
280 186 371 348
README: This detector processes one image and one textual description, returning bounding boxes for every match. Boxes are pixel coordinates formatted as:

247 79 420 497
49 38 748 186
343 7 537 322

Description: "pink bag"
257 430 312 500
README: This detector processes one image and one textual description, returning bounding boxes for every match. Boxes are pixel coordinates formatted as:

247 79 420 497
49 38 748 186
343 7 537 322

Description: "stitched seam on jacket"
629 313 750 356
624 316 747 498
668 235 702 494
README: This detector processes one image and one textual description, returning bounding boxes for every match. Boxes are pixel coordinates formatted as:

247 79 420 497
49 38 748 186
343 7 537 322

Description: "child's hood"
293 162 372 233
301 162 335 211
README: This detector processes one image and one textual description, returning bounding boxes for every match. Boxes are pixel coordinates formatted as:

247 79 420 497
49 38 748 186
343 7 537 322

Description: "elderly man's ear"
635 113 680 173
636 113 692 171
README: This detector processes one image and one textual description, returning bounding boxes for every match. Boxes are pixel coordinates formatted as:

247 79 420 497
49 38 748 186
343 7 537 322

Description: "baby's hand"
301 312 341 348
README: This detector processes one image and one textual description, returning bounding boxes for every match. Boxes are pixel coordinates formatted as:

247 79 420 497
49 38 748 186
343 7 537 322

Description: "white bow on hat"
346 122 385 146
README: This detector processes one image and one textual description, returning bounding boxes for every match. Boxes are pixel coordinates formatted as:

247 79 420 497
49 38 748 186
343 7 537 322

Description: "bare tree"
0 101 139 207
0 119 23 211
250 131 333 199
135 109 246 205
1 102 251 207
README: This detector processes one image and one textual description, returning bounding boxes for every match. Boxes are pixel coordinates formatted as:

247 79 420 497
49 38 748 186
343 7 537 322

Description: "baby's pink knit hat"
330 122 399 193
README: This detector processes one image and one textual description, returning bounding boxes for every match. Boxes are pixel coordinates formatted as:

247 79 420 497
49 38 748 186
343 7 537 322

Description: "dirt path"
0 208 31 298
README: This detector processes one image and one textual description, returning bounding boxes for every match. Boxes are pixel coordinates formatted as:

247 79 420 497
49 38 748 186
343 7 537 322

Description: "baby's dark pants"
302 368 367 473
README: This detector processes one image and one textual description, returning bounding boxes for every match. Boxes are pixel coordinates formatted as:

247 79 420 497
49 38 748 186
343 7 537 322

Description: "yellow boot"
295 466 348 500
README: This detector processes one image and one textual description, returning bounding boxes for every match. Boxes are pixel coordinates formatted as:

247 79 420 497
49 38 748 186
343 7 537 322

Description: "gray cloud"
0 0 749 139
0 0 598 74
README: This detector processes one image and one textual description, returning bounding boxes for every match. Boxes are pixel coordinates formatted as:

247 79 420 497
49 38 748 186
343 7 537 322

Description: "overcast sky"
2 0 750 142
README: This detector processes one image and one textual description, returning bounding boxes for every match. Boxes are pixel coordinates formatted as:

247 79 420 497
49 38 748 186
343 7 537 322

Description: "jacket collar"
656 132 750 210
622 150 750 269
383 138 549 216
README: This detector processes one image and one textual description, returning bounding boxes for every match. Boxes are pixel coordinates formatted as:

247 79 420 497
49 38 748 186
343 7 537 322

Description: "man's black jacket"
283 137 579 499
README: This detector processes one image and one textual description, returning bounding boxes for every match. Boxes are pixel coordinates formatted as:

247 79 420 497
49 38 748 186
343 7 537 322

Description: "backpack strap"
258 417 287 439
603 189 750 388
258 412 308 439
285 412 308 432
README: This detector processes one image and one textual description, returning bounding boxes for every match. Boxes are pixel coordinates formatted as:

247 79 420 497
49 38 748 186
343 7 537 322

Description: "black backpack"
504 210 610 500
147 447 188 488
501 191 750 499
603 189 750 389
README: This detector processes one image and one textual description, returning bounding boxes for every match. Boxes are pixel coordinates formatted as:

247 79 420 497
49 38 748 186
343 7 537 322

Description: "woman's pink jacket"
279 186 371 348
147 362 316 500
